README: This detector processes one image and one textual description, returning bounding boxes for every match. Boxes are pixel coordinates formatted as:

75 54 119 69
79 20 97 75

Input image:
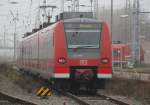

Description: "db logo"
80 60 88 65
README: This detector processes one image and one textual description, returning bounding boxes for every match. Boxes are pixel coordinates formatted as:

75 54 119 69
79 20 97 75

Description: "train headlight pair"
58 57 66 64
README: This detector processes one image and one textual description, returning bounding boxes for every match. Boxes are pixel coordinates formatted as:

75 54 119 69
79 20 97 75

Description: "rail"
58 89 130 105
0 92 36 105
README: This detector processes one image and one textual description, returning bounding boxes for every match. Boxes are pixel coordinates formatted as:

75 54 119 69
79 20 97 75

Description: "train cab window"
66 29 100 48
64 22 101 58
65 23 101 49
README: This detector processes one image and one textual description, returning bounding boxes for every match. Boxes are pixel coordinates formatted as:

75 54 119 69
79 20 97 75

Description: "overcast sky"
0 0 150 47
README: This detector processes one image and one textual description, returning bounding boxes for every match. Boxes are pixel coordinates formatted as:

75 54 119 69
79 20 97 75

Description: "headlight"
101 58 109 64
58 57 66 64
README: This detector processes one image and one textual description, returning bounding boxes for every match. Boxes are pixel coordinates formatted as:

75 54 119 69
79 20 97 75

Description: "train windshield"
64 22 101 58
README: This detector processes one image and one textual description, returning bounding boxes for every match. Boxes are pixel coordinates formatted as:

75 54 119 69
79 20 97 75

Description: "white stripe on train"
54 73 70 78
54 73 112 78
97 74 112 78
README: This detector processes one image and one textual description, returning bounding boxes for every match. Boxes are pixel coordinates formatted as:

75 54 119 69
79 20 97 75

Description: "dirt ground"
0 63 43 92
0 63 78 105
0 63 149 105
105 76 150 105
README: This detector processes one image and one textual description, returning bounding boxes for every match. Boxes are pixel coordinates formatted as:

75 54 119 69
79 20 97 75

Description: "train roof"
23 12 100 38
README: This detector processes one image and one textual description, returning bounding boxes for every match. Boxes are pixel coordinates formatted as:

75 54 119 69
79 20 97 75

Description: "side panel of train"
17 24 56 79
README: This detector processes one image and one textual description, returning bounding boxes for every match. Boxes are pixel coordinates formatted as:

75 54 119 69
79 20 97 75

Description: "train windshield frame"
64 22 101 49
64 22 101 58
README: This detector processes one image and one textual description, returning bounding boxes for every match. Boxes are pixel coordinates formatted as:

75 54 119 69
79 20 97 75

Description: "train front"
54 18 112 91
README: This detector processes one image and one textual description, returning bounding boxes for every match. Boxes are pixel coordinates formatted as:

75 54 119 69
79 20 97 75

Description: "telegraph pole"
61 0 64 12
111 0 113 38
3 25 6 48
75 0 79 12
70 0 79 12
14 18 17 61
132 0 140 64
94 0 98 19
111 0 114 69
90 0 93 13
39 0 57 24
10 10 18 61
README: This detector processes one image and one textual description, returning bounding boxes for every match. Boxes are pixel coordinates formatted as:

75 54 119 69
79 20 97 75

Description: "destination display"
64 23 101 29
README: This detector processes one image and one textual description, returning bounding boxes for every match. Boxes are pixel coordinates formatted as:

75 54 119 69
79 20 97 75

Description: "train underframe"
53 67 106 94
53 78 106 94
19 67 106 94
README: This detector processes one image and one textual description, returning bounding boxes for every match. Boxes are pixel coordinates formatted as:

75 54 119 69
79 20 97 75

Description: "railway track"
0 92 36 105
96 94 130 105
61 91 130 105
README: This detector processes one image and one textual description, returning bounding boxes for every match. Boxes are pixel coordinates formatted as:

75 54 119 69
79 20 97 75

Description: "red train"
17 12 112 92
112 43 144 67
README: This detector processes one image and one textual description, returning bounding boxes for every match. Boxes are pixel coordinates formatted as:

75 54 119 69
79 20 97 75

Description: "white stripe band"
54 73 70 78
54 73 112 78
97 74 112 78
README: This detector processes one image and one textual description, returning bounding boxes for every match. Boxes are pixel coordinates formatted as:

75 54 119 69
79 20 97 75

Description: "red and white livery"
17 12 112 92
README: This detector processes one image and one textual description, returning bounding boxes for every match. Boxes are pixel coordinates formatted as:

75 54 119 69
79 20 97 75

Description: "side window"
113 50 121 57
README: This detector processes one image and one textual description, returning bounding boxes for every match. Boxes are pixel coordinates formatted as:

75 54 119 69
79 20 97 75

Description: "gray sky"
0 0 150 47
0 0 92 42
